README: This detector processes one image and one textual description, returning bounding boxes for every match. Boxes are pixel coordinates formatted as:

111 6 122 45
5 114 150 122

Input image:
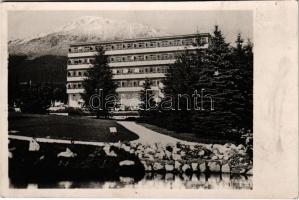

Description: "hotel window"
68 48 72 53
89 59 95 64
174 39 181 46
73 48 78 53
116 57 121 62
133 43 137 48
67 60 72 65
67 84 71 89
139 80 145 86
157 42 161 47
127 43 132 49
137 55 144 61
128 69 133 74
139 68 144 73
162 41 168 47
84 72 88 76
161 54 168 60
150 42 156 48
78 71 82 76
133 81 138 87
121 82 126 87
123 44 126 49
73 84 77 89
78 47 83 52
78 84 82 88
68 72 72 77
138 43 145 48
123 69 128 74
134 68 139 73
110 57 114 62
156 67 161 73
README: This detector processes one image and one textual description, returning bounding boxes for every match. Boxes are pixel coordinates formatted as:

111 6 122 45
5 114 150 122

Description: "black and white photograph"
0 1 298 198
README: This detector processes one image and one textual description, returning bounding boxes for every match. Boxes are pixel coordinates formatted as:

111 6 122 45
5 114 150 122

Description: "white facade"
66 33 210 110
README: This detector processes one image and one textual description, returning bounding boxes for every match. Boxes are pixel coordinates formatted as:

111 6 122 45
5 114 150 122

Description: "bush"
66 107 90 116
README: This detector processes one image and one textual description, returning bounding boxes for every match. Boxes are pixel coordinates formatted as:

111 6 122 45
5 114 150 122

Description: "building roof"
69 33 211 47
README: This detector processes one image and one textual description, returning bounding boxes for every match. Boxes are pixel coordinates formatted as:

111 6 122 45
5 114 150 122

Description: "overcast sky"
8 10 253 44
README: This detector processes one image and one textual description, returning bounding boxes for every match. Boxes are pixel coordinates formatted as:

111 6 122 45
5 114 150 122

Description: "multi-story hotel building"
67 33 210 110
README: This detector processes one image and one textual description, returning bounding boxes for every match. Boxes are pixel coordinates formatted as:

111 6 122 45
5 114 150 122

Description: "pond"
10 173 252 190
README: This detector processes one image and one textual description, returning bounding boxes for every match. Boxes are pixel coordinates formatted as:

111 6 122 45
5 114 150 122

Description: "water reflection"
10 173 252 190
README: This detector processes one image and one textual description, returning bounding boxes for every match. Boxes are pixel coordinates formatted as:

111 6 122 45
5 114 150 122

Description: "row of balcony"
67 60 176 70
68 35 209 54
67 86 160 94
67 66 168 77
68 45 207 58
66 73 166 82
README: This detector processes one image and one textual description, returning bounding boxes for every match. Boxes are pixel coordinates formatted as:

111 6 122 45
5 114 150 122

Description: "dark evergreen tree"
82 46 117 118
161 49 203 132
231 35 253 130
191 25 242 136
139 79 156 120
19 83 52 114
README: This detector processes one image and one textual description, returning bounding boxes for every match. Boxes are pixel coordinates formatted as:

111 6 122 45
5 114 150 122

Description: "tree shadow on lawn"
8 113 139 143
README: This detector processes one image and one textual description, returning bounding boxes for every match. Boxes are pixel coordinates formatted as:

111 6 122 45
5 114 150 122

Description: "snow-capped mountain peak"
9 16 169 57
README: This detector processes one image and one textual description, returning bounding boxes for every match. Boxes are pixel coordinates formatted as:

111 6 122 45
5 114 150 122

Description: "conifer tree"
191 25 240 135
82 46 117 118
139 79 156 120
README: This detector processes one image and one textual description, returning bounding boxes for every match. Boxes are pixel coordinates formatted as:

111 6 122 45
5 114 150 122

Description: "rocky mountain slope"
8 16 168 57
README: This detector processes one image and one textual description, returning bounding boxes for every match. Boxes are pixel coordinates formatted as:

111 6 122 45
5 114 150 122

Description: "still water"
10 173 252 190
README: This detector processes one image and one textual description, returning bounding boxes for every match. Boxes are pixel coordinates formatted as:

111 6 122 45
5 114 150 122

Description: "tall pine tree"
192 25 241 136
139 79 156 120
82 46 117 118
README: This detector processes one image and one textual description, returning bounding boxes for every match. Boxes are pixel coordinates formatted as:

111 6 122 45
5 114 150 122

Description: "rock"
175 161 182 171
191 163 198 171
237 144 245 150
119 176 134 184
199 162 206 172
106 150 117 157
153 162 164 171
57 148 77 158
121 144 131 152
180 151 186 157
165 150 172 159
172 153 182 161
182 164 191 173
148 154 155 161
221 163 230 173
165 164 174 172
145 164 153 171
198 150 205 156
129 149 135 154
208 161 221 172
211 155 219 160
119 160 135 166
246 168 253 175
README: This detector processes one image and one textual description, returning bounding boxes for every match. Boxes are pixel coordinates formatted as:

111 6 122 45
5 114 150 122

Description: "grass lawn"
8 113 139 143
138 122 237 145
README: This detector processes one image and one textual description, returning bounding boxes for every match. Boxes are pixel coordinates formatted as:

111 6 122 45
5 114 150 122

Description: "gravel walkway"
117 121 199 145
